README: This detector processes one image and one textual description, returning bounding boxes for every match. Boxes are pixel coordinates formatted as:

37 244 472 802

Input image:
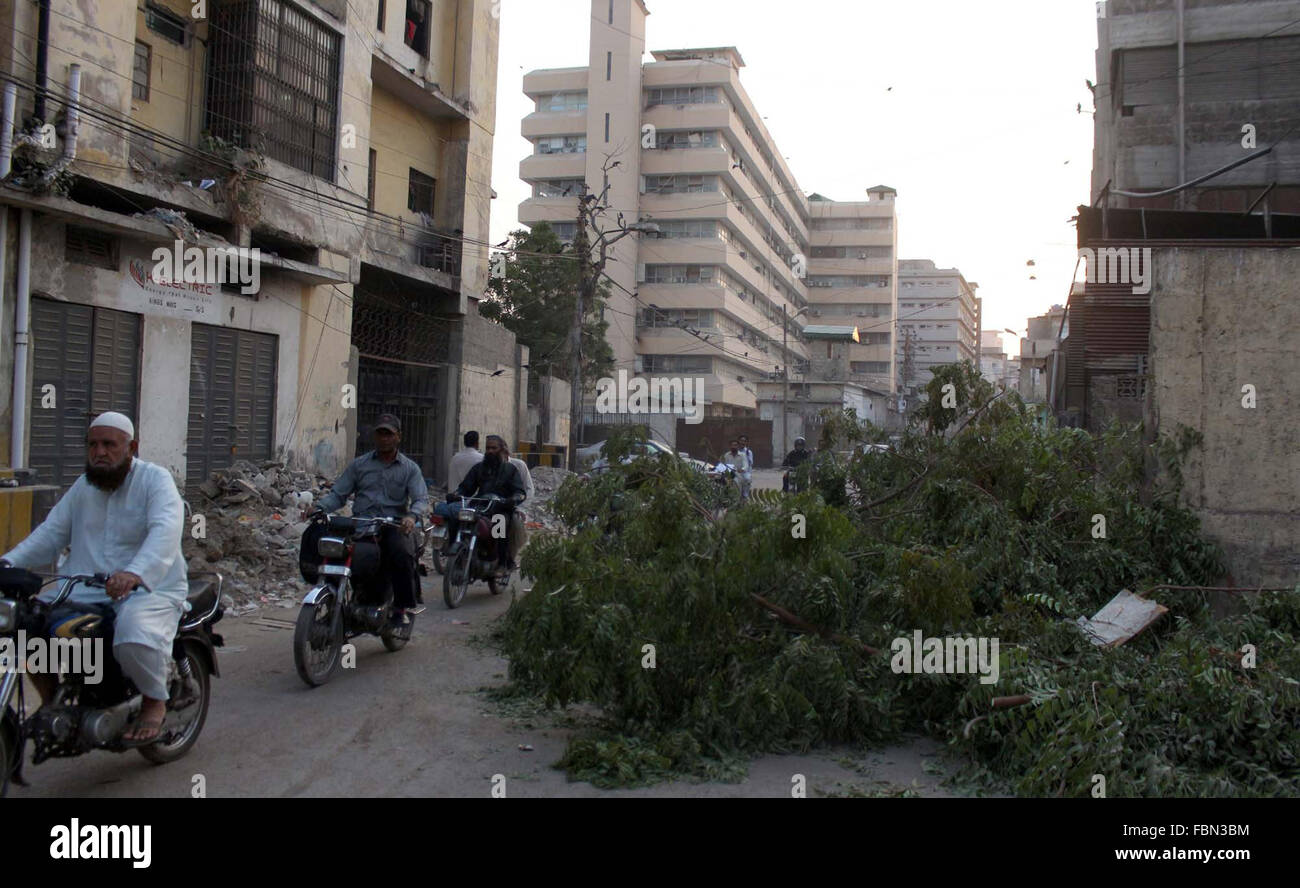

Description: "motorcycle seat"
186 575 218 615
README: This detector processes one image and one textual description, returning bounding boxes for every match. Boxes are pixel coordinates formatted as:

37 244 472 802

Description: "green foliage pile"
498 375 1300 795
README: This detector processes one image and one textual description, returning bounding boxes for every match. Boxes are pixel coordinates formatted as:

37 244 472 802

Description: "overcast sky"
488 0 1101 357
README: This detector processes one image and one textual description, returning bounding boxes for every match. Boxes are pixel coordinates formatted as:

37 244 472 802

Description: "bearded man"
0 412 188 743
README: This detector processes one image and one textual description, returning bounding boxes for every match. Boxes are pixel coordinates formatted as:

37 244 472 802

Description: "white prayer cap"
89 411 136 440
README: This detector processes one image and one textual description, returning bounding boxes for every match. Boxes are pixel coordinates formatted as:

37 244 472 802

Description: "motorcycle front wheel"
293 591 344 687
0 709 17 797
139 641 211 764
443 548 472 609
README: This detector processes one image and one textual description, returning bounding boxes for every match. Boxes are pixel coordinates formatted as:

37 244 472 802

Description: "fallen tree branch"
991 694 1033 709
749 592 882 656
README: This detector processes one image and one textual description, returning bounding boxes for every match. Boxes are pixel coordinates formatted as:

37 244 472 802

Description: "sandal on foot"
121 714 165 746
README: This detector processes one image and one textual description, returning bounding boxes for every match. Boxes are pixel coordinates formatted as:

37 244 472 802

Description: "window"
606 51 612 81
609 0 614 24
654 130 718 150
851 361 890 374
408 168 436 215
146 3 187 45
132 41 151 101
644 174 715 194
646 86 720 107
644 264 715 284
605 112 610 143
810 217 892 231
405 0 431 57
205 0 342 179
655 220 717 239
806 275 890 288
65 226 118 270
537 92 588 112
537 135 586 155
533 179 583 198
367 148 377 210
377 0 385 31
548 222 578 242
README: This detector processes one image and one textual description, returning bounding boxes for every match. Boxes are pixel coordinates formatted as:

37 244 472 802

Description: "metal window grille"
205 0 340 180
132 42 151 101
146 4 188 44
408 168 436 215
65 226 119 269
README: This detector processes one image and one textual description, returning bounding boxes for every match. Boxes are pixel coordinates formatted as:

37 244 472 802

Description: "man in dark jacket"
782 437 813 493
448 434 526 569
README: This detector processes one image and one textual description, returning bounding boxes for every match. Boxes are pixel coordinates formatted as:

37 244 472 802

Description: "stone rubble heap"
184 459 332 614
184 459 576 613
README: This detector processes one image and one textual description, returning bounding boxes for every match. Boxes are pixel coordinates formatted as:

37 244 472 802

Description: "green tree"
480 222 615 382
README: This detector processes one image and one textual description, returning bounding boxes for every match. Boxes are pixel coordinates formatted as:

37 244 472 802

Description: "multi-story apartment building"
518 0 898 441
894 259 980 396
1092 0 1300 211
979 331 1012 389
0 0 504 489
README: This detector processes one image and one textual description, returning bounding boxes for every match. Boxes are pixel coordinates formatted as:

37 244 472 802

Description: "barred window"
205 0 341 180
132 42 151 101
408 168 436 216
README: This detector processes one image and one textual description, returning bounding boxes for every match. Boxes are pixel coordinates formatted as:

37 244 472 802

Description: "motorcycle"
426 512 449 576
293 513 420 687
0 567 223 795
442 495 515 609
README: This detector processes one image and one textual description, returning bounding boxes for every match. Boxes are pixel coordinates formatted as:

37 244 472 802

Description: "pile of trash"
184 459 332 613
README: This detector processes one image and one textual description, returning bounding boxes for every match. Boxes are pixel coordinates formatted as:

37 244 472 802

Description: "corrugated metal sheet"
186 324 278 487
29 299 141 488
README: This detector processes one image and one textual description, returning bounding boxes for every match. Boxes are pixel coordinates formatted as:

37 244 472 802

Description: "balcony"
523 68 587 97
522 109 589 139
520 152 586 181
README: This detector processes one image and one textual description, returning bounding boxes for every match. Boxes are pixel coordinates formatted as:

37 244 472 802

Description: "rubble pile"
184 459 332 612
524 466 572 532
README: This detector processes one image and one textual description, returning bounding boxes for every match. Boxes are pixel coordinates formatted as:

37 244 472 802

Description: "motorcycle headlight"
0 598 15 632
318 537 348 559
457 509 476 523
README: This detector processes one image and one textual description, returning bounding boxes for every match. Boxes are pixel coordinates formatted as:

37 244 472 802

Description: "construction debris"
185 459 574 610
1076 589 1169 647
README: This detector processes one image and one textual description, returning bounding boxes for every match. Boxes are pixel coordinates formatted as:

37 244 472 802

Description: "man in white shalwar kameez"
0 412 187 742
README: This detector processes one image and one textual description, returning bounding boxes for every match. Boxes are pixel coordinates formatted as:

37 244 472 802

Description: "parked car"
582 439 709 474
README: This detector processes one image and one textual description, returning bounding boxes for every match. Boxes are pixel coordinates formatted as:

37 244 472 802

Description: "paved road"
12 572 957 798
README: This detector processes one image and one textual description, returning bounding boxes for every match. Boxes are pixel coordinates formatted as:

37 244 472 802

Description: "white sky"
488 0 1101 357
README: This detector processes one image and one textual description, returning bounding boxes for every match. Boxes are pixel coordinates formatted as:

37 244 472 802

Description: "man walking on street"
313 414 428 625
503 441 534 570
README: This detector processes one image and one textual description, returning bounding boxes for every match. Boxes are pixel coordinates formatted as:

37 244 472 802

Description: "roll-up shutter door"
29 297 141 488
186 323 278 488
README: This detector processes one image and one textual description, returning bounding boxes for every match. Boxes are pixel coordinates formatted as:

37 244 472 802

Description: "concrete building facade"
0 0 509 490
895 258 980 397
1092 0 1300 212
1019 304 1065 403
518 0 898 446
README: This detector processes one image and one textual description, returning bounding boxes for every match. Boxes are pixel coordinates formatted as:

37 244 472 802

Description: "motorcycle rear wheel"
443 548 471 609
293 593 344 687
139 643 210 764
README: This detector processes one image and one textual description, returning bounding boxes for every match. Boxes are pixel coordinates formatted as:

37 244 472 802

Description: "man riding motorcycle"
309 414 429 626
782 437 813 493
0 412 187 743
447 434 526 570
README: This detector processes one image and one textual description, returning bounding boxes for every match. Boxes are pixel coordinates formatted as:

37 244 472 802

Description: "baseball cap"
375 414 401 434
